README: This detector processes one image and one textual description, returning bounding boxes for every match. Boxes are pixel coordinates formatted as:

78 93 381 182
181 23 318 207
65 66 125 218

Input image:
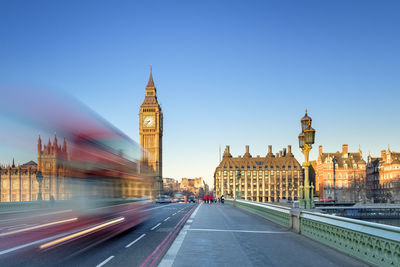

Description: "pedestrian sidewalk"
159 202 368 267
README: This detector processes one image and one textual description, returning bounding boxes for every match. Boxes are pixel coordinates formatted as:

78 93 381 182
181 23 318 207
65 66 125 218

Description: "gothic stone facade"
0 134 69 202
139 68 163 196
214 145 303 202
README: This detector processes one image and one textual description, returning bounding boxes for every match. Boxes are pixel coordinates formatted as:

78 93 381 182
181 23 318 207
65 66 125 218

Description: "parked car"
188 196 196 203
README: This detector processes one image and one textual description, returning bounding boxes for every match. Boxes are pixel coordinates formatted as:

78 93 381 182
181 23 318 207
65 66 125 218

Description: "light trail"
0 218 78 237
39 217 125 250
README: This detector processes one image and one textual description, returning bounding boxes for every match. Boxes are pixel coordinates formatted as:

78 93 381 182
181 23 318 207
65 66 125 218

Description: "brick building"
366 147 400 203
315 144 366 202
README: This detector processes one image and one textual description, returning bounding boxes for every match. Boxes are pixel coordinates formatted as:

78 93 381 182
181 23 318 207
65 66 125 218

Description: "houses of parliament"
0 68 163 202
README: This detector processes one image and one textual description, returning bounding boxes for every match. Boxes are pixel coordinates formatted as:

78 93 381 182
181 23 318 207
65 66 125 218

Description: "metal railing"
227 198 400 267
226 199 290 227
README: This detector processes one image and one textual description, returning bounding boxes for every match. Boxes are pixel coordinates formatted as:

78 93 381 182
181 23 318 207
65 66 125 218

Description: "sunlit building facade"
179 177 207 196
366 147 400 203
315 144 366 202
0 134 69 202
139 67 163 196
214 145 303 202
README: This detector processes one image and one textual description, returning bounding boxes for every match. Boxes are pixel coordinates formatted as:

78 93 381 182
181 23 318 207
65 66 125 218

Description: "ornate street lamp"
332 157 337 203
298 109 316 209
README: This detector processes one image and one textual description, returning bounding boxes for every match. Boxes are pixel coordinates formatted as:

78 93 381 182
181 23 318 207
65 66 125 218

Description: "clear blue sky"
1 0 399 186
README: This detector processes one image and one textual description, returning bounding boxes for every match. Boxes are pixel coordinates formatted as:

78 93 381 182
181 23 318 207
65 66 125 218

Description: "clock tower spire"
139 66 163 196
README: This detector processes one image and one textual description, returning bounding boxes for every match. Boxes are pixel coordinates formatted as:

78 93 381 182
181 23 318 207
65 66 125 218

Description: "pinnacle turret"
146 65 155 88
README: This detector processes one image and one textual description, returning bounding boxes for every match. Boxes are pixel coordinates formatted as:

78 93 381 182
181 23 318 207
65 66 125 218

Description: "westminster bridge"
0 199 399 267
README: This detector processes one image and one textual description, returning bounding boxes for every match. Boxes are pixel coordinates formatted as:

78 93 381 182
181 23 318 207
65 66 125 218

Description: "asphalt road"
0 203 196 267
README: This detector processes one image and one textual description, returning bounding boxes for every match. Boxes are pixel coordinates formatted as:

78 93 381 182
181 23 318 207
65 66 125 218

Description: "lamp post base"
299 198 314 209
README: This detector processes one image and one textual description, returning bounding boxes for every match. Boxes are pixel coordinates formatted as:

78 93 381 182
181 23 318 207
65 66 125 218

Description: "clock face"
143 116 155 127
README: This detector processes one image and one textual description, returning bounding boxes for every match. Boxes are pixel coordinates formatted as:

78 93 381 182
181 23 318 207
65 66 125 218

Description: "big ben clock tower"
139 66 163 195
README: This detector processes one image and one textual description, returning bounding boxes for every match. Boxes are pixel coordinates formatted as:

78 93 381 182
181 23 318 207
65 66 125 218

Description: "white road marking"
0 231 69 256
187 219 193 223
190 204 201 219
0 224 28 231
0 209 72 223
159 203 202 267
172 213 177 216
151 223 161 231
96 256 114 267
164 217 170 222
145 204 175 212
125 234 146 248
188 229 289 234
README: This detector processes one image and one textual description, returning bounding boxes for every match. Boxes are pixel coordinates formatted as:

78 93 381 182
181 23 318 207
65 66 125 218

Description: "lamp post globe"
300 109 312 132
298 132 305 149
304 126 316 145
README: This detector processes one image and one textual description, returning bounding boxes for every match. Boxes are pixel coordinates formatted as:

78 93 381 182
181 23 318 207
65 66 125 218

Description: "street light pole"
236 168 241 199
298 109 316 209
332 157 337 203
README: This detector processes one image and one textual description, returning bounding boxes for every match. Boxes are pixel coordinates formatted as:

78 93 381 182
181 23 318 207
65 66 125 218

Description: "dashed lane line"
96 255 114 267
164 217 170 222
151 223 162 231
125 234 146 248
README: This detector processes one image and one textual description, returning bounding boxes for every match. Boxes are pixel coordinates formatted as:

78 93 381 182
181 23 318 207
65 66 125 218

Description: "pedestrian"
209 194 213 204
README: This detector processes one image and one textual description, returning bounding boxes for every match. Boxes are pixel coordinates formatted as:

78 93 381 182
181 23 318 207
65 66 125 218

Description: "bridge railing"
227 199 400 267
226 199 291 227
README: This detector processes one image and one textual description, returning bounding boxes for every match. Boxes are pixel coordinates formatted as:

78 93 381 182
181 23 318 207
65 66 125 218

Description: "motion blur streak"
0 87 155 264
39 217 125 250
0 218 78 237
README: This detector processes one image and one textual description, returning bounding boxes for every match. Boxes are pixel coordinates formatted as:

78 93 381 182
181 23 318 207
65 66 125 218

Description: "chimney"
283 148 287 156
268 145 272 154
319 145 323 156
223 145 232 158
244 145 252 158
381 150 387 162
288 145 292 154
279 151 282 157
342 144 348 155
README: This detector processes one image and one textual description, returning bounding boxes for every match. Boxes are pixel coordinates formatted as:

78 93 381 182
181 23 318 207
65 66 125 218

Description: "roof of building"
320 152 366 167
216 146 301 170
21 161 37 168
141 67 161 107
